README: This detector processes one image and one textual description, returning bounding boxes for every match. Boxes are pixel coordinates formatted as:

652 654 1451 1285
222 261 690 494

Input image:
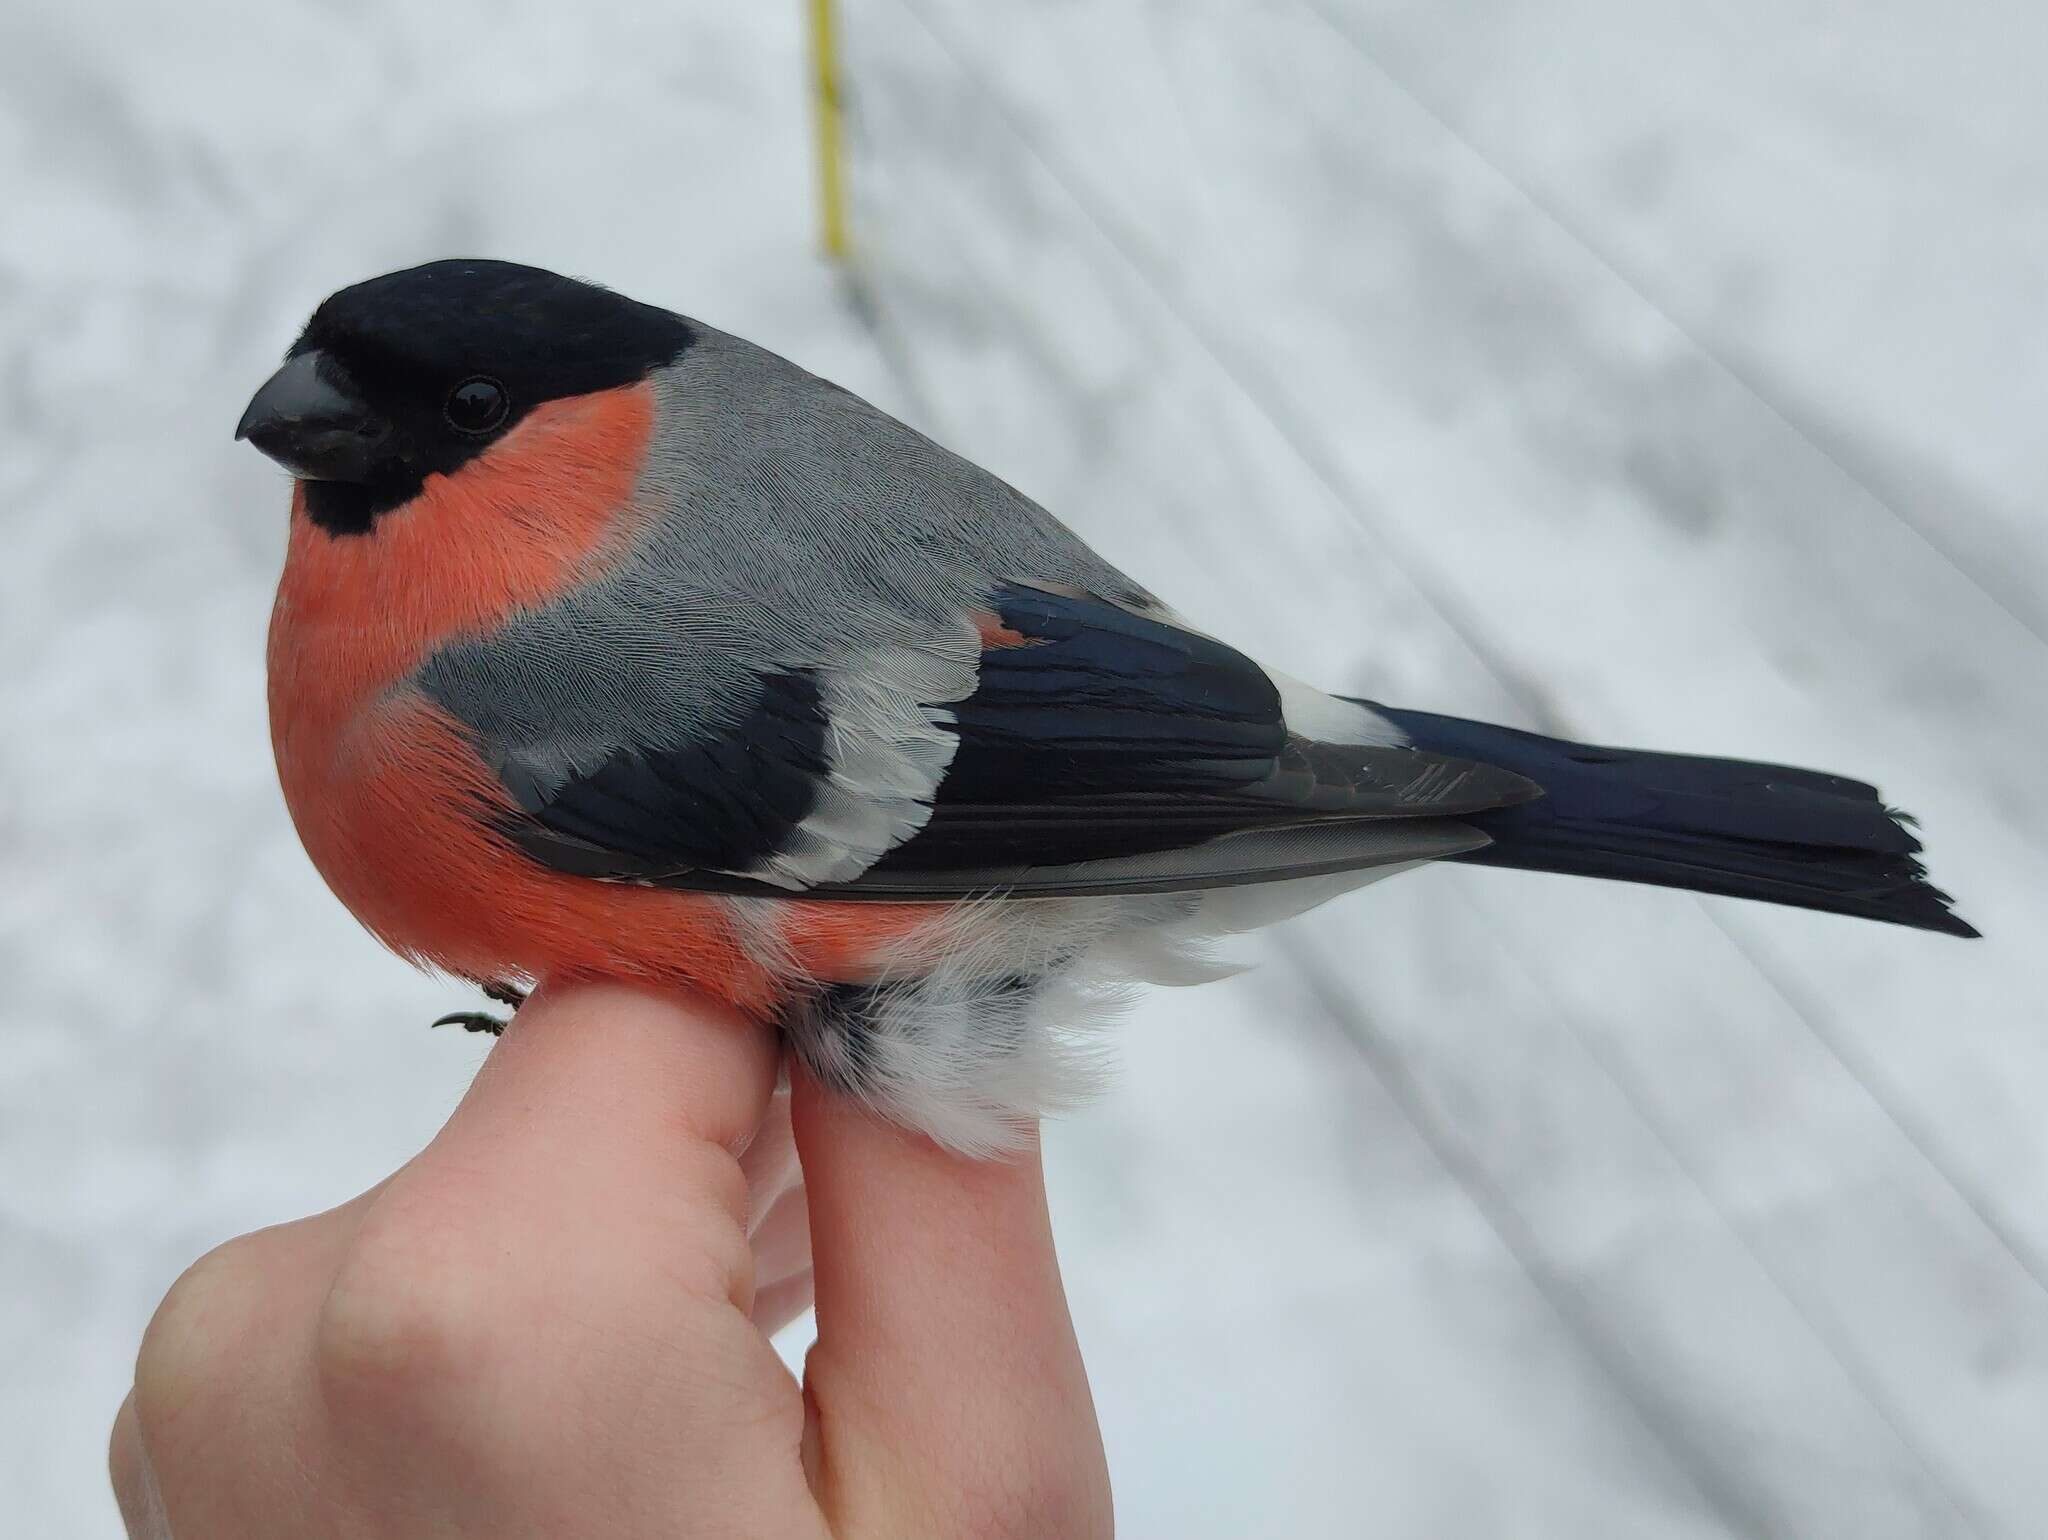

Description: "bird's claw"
431 1010 508 1036
431 981 528 1035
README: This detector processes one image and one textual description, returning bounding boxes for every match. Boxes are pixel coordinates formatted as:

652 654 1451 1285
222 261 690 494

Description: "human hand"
110 983 1112 1537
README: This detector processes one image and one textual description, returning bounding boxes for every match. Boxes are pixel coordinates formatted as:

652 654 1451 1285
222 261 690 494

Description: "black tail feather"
1358 701 1978 939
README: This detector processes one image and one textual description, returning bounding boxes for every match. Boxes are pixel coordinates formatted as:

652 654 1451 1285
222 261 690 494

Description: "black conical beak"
235 351 393 482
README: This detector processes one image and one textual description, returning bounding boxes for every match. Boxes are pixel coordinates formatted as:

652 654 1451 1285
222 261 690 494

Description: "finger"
401 980 781 1307
455 980 777 1158
751 1269 818 1338
109 1391 163 1539
123 1201 374 1537
748 1182 815 1334
741 1081 815 1331
310 984 807 1522
738 1080 805 1245
791 1066 1112 1537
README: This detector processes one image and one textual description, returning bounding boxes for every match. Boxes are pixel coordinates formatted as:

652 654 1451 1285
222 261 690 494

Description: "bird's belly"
271 684 968 1013
271 688 779 1007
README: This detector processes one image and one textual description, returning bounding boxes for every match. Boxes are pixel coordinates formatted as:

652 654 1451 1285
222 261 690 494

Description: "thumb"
441 979 778 1161
791 1066 1113 1537
407 980 782 1313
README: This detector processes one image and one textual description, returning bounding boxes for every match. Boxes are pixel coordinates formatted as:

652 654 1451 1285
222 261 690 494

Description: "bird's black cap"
238 259 695 534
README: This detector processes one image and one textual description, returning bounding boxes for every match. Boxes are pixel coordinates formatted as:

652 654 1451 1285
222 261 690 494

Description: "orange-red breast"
239 260 1974 1153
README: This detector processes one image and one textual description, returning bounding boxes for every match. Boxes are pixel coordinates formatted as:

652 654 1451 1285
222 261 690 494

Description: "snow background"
3 2 2043 1534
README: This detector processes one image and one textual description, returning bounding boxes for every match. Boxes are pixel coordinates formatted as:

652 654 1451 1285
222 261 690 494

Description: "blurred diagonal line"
1279 934 1784 1540
829 40 1775 1516
866 7 2046 1523
1293 0 2048 652
834 265 924 402
1713 913 2048 1296
1463 901 1992 1535
882 0 1575 735
884 0 2048 1321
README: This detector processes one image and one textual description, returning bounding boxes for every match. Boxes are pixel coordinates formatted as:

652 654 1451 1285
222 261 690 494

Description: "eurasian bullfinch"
237 259 1975 1153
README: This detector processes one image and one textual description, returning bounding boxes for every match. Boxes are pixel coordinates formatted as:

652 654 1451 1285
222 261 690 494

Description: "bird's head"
236 259 694 535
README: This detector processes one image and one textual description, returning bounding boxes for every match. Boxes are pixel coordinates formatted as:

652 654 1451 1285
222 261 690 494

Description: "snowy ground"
4 3 2044 1535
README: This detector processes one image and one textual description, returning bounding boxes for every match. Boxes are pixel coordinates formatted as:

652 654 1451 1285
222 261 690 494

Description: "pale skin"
109 983 1114 1537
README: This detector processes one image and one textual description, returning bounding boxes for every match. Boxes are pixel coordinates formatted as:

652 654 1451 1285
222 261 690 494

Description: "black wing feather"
447 583 1539 895
496 669 832 879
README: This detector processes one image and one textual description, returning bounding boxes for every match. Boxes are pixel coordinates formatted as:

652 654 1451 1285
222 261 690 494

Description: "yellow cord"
809 0 851 260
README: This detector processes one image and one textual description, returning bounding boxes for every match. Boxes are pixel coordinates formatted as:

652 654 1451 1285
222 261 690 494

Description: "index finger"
792 1068 1113 1537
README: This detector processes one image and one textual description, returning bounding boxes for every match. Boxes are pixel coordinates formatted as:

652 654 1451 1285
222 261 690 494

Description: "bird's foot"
432 982 529 1037
431 1011 507 1036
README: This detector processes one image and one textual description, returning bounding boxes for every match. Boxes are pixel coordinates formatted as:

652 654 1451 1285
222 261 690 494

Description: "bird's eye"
444 376 510 434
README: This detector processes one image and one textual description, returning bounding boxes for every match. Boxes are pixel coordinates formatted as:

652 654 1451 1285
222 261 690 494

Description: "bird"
237 258 1976 1154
